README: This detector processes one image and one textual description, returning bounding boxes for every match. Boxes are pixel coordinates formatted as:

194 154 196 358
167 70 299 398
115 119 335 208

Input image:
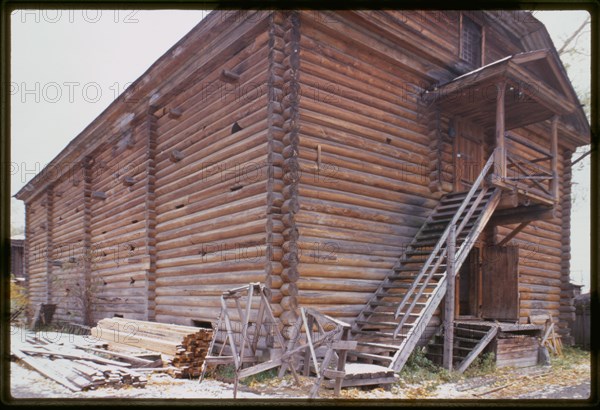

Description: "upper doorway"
454 118 485 192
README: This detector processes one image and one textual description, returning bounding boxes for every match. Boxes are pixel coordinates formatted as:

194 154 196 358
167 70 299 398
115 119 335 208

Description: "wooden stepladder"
200 283 355 398
278 307 355 397
200 283 294 397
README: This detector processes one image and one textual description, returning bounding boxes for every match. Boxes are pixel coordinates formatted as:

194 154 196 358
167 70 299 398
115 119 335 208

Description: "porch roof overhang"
424 50 584 133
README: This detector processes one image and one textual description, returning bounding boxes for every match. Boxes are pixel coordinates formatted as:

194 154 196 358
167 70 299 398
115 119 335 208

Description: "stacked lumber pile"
91 318 214 378
11 333 147 391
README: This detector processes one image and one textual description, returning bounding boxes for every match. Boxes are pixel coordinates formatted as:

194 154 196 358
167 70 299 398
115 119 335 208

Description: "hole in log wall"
230 184 243 192
131 220 138 224
175 204 185 209
386 137 392 144
129 244 136 251
113 314 124 318
231 122 242 134
129 277 135 285
191 320 213 329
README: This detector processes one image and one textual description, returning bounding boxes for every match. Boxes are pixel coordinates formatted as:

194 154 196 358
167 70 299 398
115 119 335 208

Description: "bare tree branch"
558 16 590 55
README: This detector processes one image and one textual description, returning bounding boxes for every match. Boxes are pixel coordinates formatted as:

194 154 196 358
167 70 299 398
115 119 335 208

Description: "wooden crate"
494 335 539 368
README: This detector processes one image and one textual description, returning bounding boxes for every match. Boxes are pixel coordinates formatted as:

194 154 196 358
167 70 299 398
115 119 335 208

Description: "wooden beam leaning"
497 221 530 246
443 225 456 371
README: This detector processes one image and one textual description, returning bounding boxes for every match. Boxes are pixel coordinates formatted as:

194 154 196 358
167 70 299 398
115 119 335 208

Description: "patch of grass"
206 364 278 386
207 364 236 382
397 348 462 386
241 368 278 386
551 346 590 370
463 352 496 378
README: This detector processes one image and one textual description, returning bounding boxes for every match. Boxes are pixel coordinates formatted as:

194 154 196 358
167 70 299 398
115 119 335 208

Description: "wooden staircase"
348 152 502 372
424 322 498 373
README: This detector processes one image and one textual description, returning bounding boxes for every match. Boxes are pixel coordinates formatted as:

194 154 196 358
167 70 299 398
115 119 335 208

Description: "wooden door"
454 120 484 191
481 246 520 321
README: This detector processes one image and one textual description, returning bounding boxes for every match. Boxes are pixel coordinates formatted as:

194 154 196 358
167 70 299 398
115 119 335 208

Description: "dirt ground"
8 347 592 403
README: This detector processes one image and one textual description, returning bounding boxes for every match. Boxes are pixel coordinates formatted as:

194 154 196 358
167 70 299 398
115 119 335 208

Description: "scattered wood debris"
91 317 213 378
10 333 147 391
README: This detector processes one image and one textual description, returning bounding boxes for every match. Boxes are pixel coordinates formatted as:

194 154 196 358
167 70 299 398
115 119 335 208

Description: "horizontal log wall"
295 12 439 326
153 15 271 326
25 194 48 317
49 165 85 324
88 120 150 322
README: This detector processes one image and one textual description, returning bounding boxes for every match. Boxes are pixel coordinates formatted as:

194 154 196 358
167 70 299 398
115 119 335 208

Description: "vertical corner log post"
551 115 559 203
24 203 31 324
82 156 93 325
45 185 54 305
443 224 457 370
264 10 287 329
494 81 507 180
145 111 158 321
279 11 302 337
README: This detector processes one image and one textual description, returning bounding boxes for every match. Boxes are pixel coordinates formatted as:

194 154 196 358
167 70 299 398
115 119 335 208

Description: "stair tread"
381 282 437 289
356 341 402 350
454 327 493 335
390 272 445 278
436 198 492 212
370 301 426 307
372 293 434 301
427 344 477 352
349 352 394 362
353 326 413 335
356 320 401 327
434 335 481 343
432 208 483 219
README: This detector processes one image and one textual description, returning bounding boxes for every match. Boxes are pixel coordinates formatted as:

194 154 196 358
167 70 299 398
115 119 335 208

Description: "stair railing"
393 148 498 337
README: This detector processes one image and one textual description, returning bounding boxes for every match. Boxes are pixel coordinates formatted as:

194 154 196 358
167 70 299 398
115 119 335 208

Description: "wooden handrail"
393 149 497 328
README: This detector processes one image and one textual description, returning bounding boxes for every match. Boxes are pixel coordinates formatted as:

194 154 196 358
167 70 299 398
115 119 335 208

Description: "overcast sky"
9 9 591 291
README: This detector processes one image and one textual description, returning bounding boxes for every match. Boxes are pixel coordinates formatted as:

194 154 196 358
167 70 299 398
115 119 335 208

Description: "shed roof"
424 49 589 144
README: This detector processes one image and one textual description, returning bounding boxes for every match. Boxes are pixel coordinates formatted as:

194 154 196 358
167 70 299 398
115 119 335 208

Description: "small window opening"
460 15 483 67
113 314 124 318
191 320 213 329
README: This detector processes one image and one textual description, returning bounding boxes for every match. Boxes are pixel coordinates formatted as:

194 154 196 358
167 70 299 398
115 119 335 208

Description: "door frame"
455 245 482 319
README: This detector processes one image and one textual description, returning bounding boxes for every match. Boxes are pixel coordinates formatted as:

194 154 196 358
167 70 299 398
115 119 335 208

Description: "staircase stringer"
351 199 448 333
389 276 447 372
455 326 498 373
388 188 502 372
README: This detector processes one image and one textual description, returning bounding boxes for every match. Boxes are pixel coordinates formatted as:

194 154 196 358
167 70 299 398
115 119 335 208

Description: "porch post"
443 225 456 370
551 115 559 202
494 81 507 179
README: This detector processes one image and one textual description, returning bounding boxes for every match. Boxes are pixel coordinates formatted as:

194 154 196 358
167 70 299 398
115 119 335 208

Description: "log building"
16 10 589 372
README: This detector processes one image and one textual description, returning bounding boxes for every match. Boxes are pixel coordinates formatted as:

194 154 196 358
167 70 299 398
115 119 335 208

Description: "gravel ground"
8 348 592 402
